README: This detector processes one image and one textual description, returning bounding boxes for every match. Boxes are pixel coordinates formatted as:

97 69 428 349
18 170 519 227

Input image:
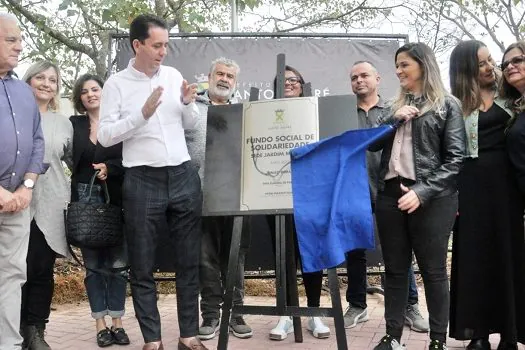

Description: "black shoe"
467 338 491 350
111 326 130 345
429 339 447 349
97 328 114 347
497 341 518 350
373 334 405 350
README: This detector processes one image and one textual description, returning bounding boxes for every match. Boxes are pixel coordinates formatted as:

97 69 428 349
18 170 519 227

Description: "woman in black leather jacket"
371 43 466 350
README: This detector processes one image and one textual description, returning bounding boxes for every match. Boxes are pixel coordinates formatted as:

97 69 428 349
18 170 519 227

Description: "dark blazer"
70 115 124 206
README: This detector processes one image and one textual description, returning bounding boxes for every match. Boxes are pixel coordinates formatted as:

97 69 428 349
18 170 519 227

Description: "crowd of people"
1 9 525 350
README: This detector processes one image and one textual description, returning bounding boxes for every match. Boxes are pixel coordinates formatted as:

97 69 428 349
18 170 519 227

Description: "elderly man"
98 14 206 350
0 13 45 350
344 61 428 333
185 58 252 341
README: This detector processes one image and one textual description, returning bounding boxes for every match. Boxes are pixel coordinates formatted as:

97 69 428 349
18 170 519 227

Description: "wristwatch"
23 179 35 190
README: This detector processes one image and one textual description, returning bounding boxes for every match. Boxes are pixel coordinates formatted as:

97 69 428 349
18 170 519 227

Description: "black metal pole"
217 216 244 350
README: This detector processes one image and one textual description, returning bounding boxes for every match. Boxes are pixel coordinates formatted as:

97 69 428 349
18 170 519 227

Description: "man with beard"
185 58 253 341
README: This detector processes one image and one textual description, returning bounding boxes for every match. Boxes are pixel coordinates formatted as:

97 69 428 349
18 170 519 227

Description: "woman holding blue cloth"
371 43 465 350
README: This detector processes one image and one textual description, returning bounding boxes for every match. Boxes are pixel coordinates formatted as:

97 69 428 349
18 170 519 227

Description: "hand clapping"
142 86 164 120
181 80 198 105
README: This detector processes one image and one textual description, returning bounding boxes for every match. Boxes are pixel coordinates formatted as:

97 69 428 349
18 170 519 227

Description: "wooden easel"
217 54 348 350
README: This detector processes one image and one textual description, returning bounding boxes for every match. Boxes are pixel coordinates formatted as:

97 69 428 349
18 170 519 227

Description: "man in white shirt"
98 14 207 350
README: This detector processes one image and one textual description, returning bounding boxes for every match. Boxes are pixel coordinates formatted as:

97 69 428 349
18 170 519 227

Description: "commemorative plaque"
240 97 319 210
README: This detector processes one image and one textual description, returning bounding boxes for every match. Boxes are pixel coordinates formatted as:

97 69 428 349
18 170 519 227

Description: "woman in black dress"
449 40 525 350
498 40 525 348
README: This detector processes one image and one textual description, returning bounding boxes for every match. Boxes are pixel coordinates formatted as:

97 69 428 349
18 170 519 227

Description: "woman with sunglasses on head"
20 61 73 350
267 65 330 341
371 43 465 350
448 40 525 350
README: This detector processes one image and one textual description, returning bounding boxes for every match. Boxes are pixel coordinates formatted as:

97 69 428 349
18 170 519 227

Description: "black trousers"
376 178 457 342
267 215 323 308
123 163 202 342
199 216 251 319
21 220 56 325
345 249 368 309
345 249 420 309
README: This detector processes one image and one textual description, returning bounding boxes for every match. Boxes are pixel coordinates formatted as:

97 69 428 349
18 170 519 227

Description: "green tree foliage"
241 0 402 32
0 0 259 91
2 0 523 93
399 0 525 54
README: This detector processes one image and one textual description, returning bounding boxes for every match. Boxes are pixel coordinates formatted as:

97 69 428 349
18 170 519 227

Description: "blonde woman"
371 43 465 350
21 61 73 350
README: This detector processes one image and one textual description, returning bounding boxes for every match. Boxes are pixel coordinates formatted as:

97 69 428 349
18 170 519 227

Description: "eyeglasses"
501 55 525 71
285 77 301 85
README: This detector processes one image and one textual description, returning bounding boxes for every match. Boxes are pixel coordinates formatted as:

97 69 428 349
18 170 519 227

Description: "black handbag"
64 171 123 249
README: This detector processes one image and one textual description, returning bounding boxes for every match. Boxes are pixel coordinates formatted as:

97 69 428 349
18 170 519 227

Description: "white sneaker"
269 316 294 341
306 317 330 339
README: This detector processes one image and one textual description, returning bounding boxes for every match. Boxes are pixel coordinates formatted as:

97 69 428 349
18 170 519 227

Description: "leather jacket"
371 95 466 206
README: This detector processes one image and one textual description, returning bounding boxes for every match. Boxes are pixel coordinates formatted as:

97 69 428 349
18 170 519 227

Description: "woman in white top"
21 61 73 349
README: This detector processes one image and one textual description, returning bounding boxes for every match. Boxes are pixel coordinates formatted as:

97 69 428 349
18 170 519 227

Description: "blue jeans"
407 264 418 305
77 183 129 320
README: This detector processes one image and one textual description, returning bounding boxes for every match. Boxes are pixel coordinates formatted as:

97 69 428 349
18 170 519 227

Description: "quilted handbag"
64 171 123 249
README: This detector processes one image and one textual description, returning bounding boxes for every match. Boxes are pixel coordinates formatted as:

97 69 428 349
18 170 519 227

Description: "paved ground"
46 290 525 350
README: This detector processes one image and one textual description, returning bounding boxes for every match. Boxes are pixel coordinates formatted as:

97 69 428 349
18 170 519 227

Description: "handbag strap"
63 207 85 267
68 243 85 267
88 170 111 204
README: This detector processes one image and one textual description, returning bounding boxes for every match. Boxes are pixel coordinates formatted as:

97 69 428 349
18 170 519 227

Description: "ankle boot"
466 337 490 350
26 324 52 350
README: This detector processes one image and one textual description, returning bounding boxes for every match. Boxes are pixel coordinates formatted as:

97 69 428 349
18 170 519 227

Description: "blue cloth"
290 126 394 273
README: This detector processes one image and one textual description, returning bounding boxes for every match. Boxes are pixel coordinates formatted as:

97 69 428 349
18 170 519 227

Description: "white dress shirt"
98 59 199 167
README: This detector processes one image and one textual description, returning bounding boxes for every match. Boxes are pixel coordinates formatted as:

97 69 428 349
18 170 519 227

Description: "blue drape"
290 126 394 273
